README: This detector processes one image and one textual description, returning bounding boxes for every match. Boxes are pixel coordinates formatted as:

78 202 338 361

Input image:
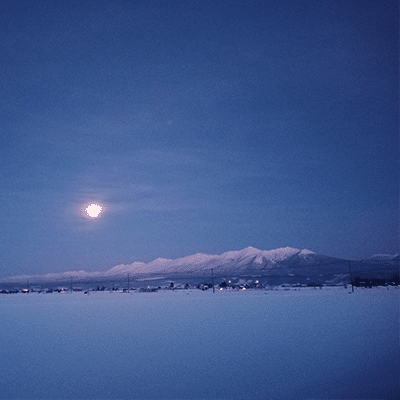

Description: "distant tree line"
351 272 399 288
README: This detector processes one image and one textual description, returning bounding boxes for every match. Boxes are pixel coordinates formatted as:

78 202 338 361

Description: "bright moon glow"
86 204 102 218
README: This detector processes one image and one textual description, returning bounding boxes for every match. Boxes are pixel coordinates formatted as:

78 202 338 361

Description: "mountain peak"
244 246 259 251
147 257 173 266
257 247 297 263
221 246 261 259
299 249 316 256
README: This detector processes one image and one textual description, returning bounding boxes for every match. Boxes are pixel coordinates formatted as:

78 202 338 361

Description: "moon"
86 203 102 218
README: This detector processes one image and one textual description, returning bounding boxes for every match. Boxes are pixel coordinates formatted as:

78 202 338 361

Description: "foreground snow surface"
1 288 399 399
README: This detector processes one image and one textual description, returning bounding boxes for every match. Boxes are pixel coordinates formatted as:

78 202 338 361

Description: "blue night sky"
1 0 398 277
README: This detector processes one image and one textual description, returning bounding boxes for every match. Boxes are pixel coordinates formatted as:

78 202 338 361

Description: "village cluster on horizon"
1 271 399 295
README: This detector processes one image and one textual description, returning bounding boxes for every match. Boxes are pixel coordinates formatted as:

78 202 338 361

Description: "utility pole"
384 262 389 290
348 261 354 293
211 268 215 294
127 273 130 293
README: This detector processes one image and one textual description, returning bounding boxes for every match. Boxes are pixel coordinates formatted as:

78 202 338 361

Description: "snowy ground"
0 287 398 399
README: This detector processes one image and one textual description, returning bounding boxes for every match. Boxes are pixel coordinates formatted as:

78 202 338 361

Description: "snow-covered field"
0 287 398 399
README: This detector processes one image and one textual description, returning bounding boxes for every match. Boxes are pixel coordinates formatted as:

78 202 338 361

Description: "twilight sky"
1 0 398 278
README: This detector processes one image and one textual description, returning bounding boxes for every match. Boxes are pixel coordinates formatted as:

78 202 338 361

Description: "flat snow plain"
1 287 399 399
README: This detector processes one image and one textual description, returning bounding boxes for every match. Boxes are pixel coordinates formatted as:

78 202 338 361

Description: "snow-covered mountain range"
1 247 398 285
106 246 335 277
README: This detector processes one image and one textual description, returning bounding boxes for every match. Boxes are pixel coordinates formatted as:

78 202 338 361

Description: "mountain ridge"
1 247 398 285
